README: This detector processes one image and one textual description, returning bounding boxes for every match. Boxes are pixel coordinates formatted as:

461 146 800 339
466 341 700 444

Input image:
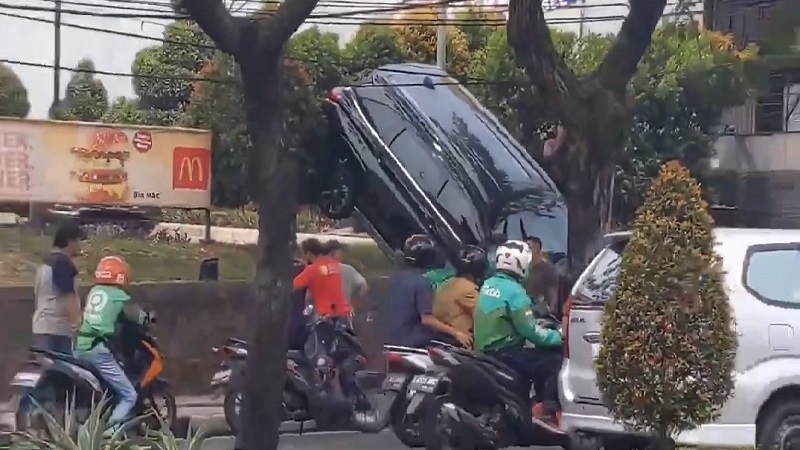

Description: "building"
707 0 800 227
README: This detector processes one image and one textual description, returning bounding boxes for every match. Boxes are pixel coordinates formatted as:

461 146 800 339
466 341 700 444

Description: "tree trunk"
507 0 668 269
234 60 298 450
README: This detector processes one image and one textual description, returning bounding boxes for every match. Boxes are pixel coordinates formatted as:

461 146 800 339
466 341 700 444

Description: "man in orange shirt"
293 238 351 318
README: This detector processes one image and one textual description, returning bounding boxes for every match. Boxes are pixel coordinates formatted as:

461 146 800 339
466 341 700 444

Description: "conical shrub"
595 160 736 441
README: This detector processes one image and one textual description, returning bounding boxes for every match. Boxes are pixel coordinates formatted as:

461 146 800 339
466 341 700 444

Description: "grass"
0 227 390 286
161 206 342 233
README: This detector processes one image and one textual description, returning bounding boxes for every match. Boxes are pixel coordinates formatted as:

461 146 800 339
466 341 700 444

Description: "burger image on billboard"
74 168 129 202
70 128 132 204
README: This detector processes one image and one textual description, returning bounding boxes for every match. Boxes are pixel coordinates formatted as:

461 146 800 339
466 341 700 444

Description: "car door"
740 242 800 370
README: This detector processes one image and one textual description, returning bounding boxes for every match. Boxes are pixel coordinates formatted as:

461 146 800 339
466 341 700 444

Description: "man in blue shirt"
385 235 471 348
32 222 83 353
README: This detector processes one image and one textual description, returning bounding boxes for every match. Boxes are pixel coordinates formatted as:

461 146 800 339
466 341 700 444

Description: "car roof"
604 227 800 246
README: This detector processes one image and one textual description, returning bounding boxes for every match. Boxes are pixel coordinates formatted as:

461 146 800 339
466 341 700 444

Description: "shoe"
531 402 561 434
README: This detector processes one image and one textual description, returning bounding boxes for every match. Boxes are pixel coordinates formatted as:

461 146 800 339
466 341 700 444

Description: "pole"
578 0 586 38
436 2 447 69
53 0 62 110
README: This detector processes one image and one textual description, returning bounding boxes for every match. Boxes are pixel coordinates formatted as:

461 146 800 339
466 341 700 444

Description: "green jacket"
473 272 562 352
424 267 456 291
76 285 145 352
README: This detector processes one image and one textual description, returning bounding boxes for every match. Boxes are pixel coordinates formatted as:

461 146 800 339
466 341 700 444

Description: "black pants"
487 347 563 413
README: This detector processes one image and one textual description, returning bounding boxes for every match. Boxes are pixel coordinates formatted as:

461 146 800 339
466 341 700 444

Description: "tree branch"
258 0 321 54
176 0 243 56
506 0 585 124
593 0 669 94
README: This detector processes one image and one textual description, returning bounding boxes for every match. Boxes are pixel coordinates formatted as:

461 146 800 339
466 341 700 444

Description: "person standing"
525 237 561 317
322 240 368 313
32 222 83 353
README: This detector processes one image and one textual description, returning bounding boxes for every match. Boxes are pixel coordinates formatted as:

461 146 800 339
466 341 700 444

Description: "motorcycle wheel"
141 389 177 433
14 394 66 441
420 395 493 450
223 389 241 436
390 395 424 448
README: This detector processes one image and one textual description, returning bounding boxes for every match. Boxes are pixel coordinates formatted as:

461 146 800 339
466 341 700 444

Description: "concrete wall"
714 133 800 173
0 279 389 402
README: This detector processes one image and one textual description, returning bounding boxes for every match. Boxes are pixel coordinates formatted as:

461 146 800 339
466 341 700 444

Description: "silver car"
560 228 800 450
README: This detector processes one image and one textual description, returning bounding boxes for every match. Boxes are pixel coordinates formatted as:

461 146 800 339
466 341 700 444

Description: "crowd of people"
28 221 564 433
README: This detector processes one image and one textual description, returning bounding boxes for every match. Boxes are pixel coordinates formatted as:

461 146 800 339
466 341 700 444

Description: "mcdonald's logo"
172 147 210 190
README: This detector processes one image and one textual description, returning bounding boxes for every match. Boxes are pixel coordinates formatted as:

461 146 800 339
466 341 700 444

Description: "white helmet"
494 240 533 278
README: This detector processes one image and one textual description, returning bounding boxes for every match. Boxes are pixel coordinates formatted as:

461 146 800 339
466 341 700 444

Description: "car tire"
318 160 356 220
757 399 800 450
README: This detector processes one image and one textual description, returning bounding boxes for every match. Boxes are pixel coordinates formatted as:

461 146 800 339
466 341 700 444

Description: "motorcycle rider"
74 256 146 434
473 240 563 430
432 245 488 348
386 234 471 348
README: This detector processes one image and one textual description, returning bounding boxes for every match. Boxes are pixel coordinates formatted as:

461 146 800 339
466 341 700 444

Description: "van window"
745 245 800 305
573 241 626 303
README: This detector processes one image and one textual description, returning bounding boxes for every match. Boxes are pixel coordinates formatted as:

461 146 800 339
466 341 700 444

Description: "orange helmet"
94 256 131 286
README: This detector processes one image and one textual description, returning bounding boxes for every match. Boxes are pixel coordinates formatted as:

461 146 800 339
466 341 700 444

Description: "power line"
0 0 476 20
0 57 525 88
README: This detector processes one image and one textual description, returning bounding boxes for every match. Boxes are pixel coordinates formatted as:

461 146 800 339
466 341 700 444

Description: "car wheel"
757 399 800 450
318 160 356 220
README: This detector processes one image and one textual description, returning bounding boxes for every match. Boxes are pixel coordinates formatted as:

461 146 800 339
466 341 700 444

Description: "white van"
560 228 800 450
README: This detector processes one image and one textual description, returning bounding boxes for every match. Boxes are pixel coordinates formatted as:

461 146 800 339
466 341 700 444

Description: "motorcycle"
210 305 381 435
415 317 566 450
381 344 439 448
10 310 176 437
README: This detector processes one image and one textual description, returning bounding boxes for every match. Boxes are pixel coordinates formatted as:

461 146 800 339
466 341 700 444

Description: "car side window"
744 244 800 306
574 242 626 304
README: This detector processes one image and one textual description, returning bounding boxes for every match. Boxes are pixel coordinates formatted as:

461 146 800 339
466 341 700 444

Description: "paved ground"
192 431 563 450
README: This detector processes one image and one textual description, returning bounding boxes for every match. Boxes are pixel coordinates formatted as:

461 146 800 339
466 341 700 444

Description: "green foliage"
341 25 407 80
131 20 214 124
0 62 30 118
51 59 109 122
472 25 754 223
595 161 736 438
11 395 206 450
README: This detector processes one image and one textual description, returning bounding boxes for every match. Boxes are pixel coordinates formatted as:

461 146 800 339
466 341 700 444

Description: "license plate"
409 374 441 393
11 372 41 387
381 373 407 391
591 343 600 359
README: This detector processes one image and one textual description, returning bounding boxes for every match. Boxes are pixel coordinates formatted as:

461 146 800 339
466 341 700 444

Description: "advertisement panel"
0 118 212 208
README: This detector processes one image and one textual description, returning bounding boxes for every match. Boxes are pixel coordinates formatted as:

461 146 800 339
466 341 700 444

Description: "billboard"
0 118 212 208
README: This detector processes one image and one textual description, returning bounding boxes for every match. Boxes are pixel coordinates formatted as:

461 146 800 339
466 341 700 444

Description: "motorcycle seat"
30 347 98 372
454 349 518 379
227 337 247 346
287 349 306 362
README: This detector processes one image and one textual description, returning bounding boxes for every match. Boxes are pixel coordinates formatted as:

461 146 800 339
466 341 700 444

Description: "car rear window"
573 241 627 303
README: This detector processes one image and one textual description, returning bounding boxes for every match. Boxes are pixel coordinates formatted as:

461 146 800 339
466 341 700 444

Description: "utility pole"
53 0 62 111
436 1 447 69
578 0 586 38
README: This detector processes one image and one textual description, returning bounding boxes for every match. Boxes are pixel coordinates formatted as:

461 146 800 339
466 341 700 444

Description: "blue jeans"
76 343 138 425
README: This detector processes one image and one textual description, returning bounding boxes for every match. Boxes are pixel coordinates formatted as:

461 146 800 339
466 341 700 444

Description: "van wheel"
757 400 800 449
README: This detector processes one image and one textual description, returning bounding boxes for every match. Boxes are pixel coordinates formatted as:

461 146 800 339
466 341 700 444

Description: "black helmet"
402 234 437 269
455 245 488 279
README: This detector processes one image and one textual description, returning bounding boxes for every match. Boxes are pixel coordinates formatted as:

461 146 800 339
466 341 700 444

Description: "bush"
595 161 737 444
12 395 208 450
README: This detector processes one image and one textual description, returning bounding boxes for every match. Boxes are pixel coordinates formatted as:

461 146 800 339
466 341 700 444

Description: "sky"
0 0 689 119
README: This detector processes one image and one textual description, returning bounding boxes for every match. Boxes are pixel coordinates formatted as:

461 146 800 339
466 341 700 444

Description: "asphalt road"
196 430 564 450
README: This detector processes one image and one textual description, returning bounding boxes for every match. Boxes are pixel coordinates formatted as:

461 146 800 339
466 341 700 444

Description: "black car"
319 62 568 263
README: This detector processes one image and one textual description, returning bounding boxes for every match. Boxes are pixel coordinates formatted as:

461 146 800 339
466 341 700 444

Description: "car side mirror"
199 257 219 281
